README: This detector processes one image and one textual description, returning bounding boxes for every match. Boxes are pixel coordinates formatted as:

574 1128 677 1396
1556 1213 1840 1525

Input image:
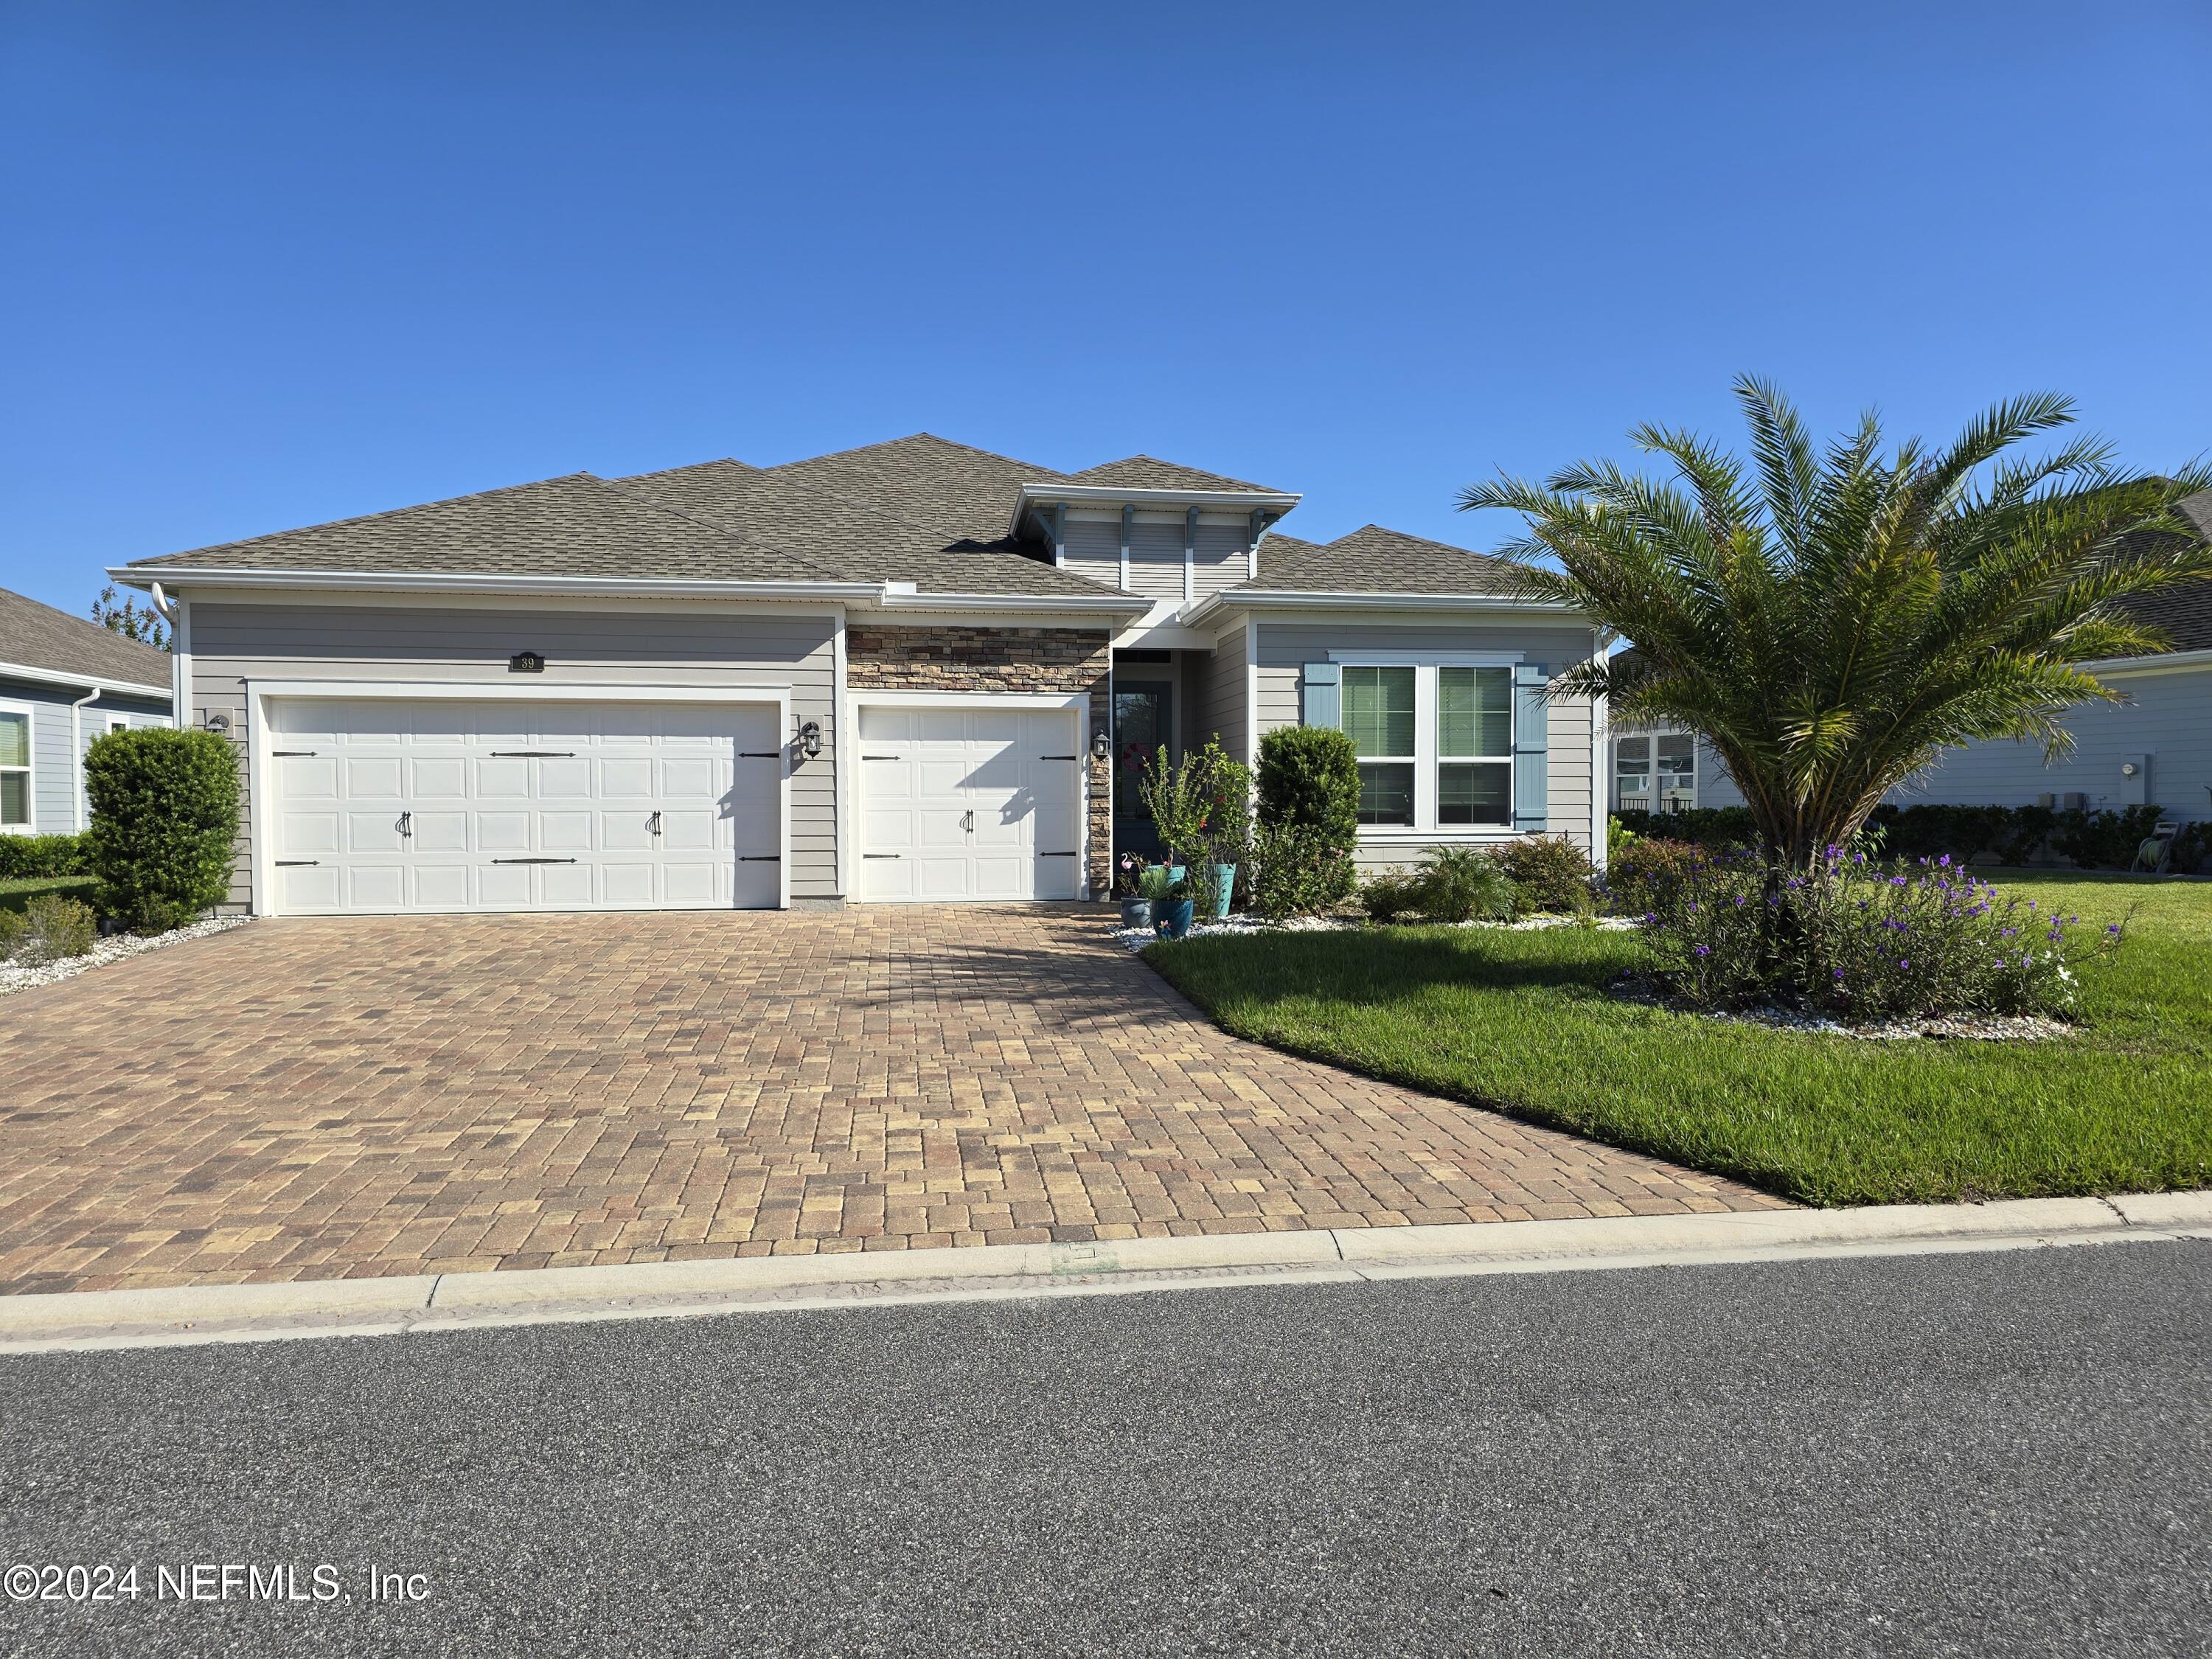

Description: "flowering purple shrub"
1640 848 2124 1018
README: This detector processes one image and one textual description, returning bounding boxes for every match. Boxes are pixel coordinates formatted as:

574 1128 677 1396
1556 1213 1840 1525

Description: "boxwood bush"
83 728 240 933
1256 726 1360 846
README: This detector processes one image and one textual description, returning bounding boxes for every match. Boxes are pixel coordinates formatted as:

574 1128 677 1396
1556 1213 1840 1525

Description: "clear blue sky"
3 1 2206 619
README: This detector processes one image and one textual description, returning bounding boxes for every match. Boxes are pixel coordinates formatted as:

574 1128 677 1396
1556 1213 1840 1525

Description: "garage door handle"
397 810 412 838
488 750 577 758
740 855 780 863
492 857 578 864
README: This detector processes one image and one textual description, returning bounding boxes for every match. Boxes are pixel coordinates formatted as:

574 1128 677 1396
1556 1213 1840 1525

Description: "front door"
1113 680 1174 863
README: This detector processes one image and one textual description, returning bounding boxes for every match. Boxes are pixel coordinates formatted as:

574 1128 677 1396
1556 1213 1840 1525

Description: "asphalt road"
1 1239 2206 1658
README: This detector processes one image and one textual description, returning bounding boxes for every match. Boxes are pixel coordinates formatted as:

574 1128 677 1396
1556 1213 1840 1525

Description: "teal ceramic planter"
1211 864 1237 919
1154 899 1195 940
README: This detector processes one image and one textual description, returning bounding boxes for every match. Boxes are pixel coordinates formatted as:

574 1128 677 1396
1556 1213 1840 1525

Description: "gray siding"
188 600 841 909
1127 519 1186 601
1254 620 1601 856
0 677 172 835
1192 520 1250 600
1062 518 1122 592
1199 622 1249 762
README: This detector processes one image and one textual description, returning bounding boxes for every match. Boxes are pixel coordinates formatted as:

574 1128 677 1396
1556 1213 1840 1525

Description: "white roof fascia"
1183 590 1586 625
111 566 884 602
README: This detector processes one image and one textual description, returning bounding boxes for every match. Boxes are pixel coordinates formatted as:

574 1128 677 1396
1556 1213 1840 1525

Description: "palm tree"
1461 378 2212 866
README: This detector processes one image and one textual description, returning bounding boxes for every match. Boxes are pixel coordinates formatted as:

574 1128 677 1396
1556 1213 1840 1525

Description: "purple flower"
1694 945 1711 958
1891 876 1907 888
2107 922 2122 936
1938 855 1952 867
1899 958 1909 969
1833 968 1845 980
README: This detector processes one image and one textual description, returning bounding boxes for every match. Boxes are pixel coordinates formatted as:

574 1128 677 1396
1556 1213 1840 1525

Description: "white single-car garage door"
858 706 1084 901
265 695 785 914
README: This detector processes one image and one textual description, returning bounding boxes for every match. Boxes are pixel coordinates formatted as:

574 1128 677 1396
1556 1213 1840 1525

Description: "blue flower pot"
1155 899 1195 940
1119 898 1153 931
1211 864 1237 919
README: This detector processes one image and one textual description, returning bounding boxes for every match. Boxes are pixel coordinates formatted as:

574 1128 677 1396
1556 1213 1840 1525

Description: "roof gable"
1242 523 1520 597
765 433 1072 547
0 586 173 690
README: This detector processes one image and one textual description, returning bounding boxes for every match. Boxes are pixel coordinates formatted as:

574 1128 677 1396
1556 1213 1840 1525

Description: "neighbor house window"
1614 729 1697 813
0 707 29 831
1343 665 1416 825
1336 658 1517 833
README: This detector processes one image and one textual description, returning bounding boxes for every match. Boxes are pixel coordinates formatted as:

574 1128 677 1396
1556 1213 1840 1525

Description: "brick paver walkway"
0 906 1783 1294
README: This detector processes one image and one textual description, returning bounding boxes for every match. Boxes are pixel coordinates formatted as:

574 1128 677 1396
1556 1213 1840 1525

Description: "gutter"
1183 589 1588 625
865 583 1149 616
0 658 172 700
69 683 100 831
2080 645 2212 678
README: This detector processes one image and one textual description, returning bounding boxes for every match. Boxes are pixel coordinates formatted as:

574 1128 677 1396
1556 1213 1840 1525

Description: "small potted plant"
1153 874 1197 940
1119 855 1160 930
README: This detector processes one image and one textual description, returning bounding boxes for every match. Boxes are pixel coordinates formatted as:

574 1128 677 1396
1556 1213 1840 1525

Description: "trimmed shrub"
2054 804 2166 871
83 728 240 933
1256 726 1360 846
1413 846 1516 923
1611 807 1756 849
1247 822 1356 919
0 832 91 879
1494 836 1595 914
1 891 97 964
2169 823 2211 875
0 875 101 917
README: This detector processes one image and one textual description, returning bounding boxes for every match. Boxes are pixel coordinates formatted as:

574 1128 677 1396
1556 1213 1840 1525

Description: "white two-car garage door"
265 696 785 914
858 706 1085 901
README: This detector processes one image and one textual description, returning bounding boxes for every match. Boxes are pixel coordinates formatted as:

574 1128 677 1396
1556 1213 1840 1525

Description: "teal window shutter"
1302 662 1341 727
1513 664 1548 831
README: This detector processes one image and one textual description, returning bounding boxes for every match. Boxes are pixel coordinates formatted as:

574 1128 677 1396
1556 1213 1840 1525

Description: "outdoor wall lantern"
204 712 230 738
1090 726 1112 762
799 720 823 759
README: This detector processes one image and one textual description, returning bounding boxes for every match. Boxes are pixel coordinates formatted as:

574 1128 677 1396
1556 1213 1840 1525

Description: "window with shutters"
1332 656 1518 833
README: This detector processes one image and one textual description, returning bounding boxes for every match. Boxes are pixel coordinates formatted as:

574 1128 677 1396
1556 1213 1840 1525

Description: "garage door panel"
858 706 1082 902
268 696 782 915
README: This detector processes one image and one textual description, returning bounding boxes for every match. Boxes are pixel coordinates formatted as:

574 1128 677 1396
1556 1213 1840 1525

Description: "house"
112 436 1606 916
1604 493 2212 826
0 587 175 838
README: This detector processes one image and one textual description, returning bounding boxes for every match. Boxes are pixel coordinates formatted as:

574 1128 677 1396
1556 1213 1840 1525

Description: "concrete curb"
3 1192 2207 1354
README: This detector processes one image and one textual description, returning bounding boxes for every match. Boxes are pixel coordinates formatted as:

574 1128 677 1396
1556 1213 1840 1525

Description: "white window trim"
0 698 33 835
1613 724 1699 814
1332 655 1517 836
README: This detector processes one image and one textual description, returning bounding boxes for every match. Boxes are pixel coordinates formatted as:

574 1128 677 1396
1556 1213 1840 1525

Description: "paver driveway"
0 906 1783 1293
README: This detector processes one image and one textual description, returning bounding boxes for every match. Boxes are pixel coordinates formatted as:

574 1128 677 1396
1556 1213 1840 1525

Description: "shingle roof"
1239 524 1520 597
765 433 1073 549
1069 455 1281 493
0 586 173 691
131 473 838 584
611 459 1130 601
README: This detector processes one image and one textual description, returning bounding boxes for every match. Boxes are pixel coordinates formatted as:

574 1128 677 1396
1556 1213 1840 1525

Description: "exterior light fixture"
799 720 823 759
204 712 231 738
1091 727 1111 762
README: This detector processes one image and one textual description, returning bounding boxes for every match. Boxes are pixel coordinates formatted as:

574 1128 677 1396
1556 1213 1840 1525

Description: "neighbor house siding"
187 600 841 911
0 678 171 835
1253 619 1602 862
844 623 1114 897
1890 662 2211 822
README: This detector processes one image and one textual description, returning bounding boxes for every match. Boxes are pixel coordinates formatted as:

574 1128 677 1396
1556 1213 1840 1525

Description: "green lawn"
1144 872 2212 1206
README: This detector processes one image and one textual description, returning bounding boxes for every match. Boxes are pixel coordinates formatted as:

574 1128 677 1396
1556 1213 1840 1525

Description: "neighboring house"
114 435 1605 917
0 587 175 838
1605 493 2212 826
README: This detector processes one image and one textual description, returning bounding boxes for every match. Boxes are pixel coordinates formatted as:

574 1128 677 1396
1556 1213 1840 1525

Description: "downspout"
69 683 102 831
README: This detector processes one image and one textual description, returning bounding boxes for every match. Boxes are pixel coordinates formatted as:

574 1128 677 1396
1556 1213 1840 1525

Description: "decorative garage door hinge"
491 857 579 864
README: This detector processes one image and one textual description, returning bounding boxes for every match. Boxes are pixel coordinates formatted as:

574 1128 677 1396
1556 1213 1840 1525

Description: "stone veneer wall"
844 625 1114 898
